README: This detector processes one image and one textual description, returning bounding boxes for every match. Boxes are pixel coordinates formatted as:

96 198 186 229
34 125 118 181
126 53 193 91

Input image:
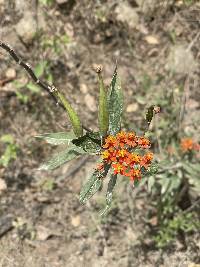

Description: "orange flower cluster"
181 138 200 153
100 131 153 181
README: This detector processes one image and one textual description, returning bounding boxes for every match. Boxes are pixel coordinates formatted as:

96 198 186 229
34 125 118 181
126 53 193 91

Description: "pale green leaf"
147 176 155 192
79 171 102 204
35 131 76 145
0 134 14 144
80 164 110 204
26 82 40 93
34 61 47 77
56 92 83 137
108 66 123 135
161 178 171 195
106 174 117 206
39 145 85 170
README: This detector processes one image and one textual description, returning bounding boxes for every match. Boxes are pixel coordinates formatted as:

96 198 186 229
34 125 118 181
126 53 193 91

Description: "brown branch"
0 41 91 132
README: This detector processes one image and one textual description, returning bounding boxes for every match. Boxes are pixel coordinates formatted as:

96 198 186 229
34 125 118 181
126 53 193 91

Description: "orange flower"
103 135 117 149
125 132 137 147
112 163 126 175
140 152 153 169
125 168 142 181
127 153 141 166
137 137 151 149
102 148 117 163
180 138 193 152
116 131 127 147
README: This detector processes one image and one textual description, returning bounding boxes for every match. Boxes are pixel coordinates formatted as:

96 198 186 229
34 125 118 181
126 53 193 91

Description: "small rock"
80 83 88 94
15 13 37 44
126 103 139 113
145 35 159 45
84 93 97 112
115 2 139 29
71 215 80 227
5 68 16 79
0 178 7 193
36 225 52 241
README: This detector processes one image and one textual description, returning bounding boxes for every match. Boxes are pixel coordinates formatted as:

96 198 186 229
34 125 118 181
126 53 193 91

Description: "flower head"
180 138 193 152
99 131 153 182
137 137 151 149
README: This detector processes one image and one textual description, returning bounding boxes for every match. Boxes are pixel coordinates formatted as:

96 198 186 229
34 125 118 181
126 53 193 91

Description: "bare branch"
0 41 92 132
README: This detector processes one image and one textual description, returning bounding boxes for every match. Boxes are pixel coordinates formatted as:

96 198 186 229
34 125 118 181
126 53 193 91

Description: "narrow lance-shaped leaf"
80 164 110 204
56 91 83 137
100 173 117 217
98 72 109 137
106 173 117 206
35 131 76 145
108 65 123 135
39 144 85 170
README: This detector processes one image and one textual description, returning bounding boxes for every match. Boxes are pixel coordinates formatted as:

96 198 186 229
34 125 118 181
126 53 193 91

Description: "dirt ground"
0 0 200 266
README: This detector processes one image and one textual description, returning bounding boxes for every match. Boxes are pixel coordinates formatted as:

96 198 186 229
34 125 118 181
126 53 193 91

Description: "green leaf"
108 66 123 135
80 163 110 204
161 178 171 195
98 73 109 137
147 176 155 192
106 174 117 206
35 131 76 145
183 164 200 192
56 92 83 137
72 132 101 153
26 82 40 93
39 144 85 170
34 61 47 77
0 134 14 144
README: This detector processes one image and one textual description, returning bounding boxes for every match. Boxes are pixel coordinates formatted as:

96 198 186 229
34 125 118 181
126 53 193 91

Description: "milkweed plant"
36 65 159 215
0 41 159 216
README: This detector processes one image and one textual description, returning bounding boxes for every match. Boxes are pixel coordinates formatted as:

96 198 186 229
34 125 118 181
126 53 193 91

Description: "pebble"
71 215 81 227
15 13 37 44
144 35 159 45
5 68 16 79
80 83 88 94
126 103 139 113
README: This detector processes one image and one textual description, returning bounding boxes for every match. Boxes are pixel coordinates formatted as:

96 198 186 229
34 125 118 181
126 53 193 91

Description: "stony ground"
0 0 200 266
